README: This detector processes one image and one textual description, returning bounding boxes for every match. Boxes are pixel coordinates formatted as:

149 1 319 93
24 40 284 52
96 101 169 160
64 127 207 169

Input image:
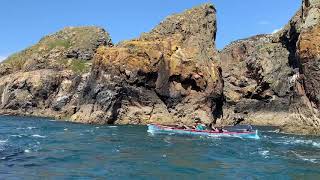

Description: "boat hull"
147 124 260 139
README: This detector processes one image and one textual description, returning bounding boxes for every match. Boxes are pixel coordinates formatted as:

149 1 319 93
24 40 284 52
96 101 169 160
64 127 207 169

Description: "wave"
31 134 46 138
0 139 8 151
16 127 37 130
10 134 24 138
292 151 318 164
275 137 320 148
259 150 270 158
24 149 31 153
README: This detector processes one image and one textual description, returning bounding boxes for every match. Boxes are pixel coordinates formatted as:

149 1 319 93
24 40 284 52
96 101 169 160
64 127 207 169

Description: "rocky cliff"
0 1 319 135
219 0 320 135
0 4 224 126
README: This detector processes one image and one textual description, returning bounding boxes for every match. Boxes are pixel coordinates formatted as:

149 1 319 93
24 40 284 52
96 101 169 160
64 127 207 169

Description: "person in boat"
207 123 220 132
175 122 191 129
192 119 207 131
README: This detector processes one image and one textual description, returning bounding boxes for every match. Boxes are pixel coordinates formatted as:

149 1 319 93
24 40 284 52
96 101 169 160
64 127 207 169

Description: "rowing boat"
147 124 260 139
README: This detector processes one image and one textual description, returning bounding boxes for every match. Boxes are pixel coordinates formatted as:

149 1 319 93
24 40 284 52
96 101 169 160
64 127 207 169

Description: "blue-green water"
0 116 320 179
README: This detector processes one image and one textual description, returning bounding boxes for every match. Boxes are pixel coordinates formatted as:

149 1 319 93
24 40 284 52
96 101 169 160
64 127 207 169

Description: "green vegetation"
58 58 91 74
0 26 109 74
46 39 71 50
2 49 31 70
70 59 91 74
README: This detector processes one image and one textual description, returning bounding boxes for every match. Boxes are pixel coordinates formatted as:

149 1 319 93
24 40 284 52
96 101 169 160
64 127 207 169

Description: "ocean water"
0 116 319 179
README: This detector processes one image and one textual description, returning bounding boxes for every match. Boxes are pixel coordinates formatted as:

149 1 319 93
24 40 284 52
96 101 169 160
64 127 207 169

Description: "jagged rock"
0 4 223 127
0 26 112 75
70 3 224 125
219 34 293 126
0 1 320 135
219 0 320 135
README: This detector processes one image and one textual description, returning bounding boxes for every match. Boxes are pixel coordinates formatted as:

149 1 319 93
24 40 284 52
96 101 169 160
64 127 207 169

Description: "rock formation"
219 0 320 135
0 4 224 126
0 1 319 135
71 4 224 125
0 26 113 119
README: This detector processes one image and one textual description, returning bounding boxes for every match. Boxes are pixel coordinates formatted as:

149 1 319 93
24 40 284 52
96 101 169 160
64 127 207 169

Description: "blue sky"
0 0 301 60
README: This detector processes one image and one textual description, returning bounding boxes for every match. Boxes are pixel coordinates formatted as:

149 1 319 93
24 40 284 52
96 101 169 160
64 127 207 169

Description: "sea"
0 115 319 179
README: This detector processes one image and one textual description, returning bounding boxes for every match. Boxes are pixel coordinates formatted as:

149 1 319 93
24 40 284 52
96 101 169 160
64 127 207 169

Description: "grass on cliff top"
2 48 32 70
46 39 71 50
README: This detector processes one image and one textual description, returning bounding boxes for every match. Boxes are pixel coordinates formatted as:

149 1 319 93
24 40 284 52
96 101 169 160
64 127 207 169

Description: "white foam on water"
312 142 320 148
64 128 68 131
95 127 100 129
24 149 31 153
275 136 320 148
108 126 117 128
0 139 7 151
162 154 167 158
292 151 318 163
259 150 270 158
291 139 320 148
10 135 23 138
16 127 37 130
31 134 46 138
0 139 7 144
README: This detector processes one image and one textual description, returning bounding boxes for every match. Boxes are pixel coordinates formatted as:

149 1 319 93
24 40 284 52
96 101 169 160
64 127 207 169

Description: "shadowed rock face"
0 4 224 126
219 0 320 135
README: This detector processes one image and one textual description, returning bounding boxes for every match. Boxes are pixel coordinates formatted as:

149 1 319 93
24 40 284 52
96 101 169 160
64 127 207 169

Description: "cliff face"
219 0 320 135
71 4 224 125
0 1 319 135
0 27 113 119
0 4 224 126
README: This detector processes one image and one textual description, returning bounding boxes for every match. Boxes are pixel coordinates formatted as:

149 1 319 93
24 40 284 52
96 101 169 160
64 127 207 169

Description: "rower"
207 123 220 132
193 119 206 131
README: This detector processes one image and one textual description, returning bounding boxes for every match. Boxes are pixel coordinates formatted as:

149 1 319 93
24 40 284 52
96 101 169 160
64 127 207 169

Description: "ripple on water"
0 139 7 151
31 134 46 138
258 150 270 159
16 127 37 130
292 151 318 164
274 136 320 148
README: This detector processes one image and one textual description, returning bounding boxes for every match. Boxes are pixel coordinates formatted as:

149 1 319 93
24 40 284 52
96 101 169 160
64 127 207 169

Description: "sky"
0 0 301 60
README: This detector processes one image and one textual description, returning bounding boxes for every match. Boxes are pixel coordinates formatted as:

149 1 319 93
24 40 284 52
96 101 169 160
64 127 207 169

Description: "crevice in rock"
169 75 203 92
133 71 158 89
212 95 224 121
279 26 301 71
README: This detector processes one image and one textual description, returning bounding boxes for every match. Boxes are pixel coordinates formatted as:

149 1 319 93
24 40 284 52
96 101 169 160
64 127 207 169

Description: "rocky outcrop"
0 26 112 76
0 4 224 126
70 4 224 125
0 27 113 120
219 35 293 126
219 0 320 135
0 1 319 135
